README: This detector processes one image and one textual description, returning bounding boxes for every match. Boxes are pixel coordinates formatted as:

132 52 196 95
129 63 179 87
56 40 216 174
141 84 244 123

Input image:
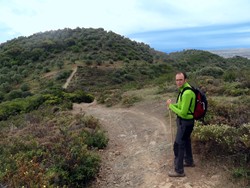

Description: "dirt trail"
72 99 237 188
63 65 77 89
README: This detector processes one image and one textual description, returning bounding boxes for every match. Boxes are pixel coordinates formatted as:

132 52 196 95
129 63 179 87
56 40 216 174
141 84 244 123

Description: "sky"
0 0 250 52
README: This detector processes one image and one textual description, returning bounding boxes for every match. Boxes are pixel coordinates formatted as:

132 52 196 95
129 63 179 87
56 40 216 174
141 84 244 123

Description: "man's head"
175 72 187 88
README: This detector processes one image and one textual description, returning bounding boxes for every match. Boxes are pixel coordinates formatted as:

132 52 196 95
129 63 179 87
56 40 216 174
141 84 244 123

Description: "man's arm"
168 90 194 119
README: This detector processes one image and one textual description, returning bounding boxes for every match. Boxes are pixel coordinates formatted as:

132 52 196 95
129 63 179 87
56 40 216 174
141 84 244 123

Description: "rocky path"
71 100 236 188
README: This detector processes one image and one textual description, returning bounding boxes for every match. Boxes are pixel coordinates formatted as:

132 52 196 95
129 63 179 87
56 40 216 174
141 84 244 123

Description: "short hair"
176 72 188 79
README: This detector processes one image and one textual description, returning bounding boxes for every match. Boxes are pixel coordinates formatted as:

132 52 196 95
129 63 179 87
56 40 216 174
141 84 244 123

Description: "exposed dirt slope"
72 99 238 188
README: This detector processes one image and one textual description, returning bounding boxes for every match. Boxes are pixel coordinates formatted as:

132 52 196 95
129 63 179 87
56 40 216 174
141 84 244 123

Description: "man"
166 72 196 177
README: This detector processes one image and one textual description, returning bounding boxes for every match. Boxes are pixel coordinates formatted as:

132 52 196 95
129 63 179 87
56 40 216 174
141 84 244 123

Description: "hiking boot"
184 162 195 167
168 170 185 177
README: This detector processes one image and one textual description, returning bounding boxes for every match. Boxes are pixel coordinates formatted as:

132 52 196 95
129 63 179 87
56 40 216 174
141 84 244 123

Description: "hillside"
0 27 250 100
0 27 158 100
0 28 249 187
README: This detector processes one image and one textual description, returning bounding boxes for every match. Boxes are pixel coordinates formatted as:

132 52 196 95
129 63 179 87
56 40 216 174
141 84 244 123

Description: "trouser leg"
174 119 185 174
185 136 194 164
174 141 185 174
174 118 194 173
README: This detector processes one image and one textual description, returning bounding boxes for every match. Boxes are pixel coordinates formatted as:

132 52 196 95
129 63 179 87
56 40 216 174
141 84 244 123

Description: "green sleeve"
169 90 195 119
171 103 178 108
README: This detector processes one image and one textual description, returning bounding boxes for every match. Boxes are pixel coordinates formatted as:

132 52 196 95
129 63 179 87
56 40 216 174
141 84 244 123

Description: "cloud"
128 22 250 52
1 0 250 50
0 0 141 40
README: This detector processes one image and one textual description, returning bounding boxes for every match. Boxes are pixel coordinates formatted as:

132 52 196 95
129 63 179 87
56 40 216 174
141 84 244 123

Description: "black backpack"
178 86 208 121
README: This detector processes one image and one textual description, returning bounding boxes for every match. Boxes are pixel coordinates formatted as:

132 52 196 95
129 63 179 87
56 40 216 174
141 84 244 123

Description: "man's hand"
166 99 172 107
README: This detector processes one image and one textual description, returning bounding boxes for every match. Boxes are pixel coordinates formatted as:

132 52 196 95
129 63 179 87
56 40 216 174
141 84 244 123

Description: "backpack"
179 86 208 121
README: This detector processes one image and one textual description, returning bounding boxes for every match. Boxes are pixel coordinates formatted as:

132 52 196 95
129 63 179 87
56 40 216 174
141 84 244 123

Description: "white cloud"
1 0 250 48
1 0 141 37
134 0 250 28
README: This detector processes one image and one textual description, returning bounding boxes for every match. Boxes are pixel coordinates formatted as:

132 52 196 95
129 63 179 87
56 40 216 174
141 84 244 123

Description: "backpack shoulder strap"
177 87 193 102
182 87 193 94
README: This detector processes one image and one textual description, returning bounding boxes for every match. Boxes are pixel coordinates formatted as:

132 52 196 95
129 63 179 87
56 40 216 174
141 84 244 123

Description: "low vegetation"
0 108 108 187
193 123 250 185
0 27 249 186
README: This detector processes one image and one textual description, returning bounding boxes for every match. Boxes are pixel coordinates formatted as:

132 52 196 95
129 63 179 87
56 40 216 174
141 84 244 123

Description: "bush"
206 98 250 127
82 130 109 149
193 123 250 185
7 90 23 100
20 83 30 92
0 88 94 121
0 110 108 187
0 95 45 120
223 82 250 96
64 90 94 103
43 94 63 105
193 124 250 153
223 70 237 82
196 66 224 78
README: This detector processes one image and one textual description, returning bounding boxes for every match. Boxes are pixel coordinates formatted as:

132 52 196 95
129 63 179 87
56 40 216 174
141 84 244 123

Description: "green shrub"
7 90 23 100
0 110 108 187
0 88 94 121
20 83 30 92
193 123 250 184
193 124 246 153
196 66 224 78
223 70 237 82
0 95 44 120
64 90 94 103
43 94 63 105
82 130 109 149
206 98 250 127
223 82 250 96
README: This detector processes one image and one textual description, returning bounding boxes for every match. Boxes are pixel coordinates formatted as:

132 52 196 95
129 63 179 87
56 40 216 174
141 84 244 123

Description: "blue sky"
1 0 250 52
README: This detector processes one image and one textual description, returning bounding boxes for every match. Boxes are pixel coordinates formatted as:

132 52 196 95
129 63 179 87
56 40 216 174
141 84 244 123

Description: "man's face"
175 73 186 88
